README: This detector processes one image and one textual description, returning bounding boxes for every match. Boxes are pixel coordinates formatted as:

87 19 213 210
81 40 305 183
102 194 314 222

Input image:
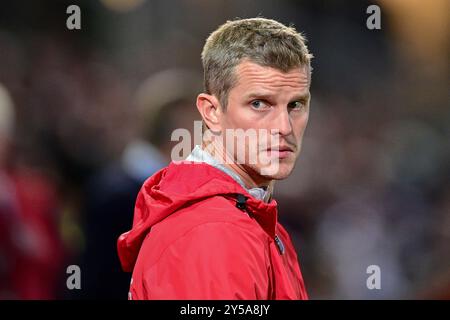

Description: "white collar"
186 145 272 202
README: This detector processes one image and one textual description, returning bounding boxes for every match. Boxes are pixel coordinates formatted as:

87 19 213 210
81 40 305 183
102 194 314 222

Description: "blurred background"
0 0 448 299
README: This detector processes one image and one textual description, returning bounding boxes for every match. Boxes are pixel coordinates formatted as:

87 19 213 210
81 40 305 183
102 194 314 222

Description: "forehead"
234 60 310 92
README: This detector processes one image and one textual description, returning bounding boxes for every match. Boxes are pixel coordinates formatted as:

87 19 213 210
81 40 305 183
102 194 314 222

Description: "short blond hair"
201 17 313 110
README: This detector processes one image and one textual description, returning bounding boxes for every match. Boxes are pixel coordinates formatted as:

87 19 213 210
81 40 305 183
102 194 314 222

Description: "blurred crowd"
0 0 448 299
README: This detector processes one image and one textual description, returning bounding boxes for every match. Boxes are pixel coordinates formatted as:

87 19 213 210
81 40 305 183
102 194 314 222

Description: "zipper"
232 193 284 255
274 234 285 255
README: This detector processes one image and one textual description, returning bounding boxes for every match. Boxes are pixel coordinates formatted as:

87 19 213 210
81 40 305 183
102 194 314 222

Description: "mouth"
264 145 295 159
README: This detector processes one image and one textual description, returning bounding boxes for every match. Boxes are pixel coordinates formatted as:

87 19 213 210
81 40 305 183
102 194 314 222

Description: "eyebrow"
244 92 310 102
291 93 311 102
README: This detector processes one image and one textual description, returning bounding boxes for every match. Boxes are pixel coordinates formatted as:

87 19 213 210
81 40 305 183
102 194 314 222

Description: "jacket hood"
117 161 278 272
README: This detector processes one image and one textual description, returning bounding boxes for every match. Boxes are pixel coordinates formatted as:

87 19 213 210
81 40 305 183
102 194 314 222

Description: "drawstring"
235 193 247 211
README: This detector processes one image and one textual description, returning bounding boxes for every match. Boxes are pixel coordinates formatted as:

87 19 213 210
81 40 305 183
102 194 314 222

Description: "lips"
264 145 295 159
266 145 294 152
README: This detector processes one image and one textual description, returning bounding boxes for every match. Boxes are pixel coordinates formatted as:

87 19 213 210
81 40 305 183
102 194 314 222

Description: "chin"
253 162 295 181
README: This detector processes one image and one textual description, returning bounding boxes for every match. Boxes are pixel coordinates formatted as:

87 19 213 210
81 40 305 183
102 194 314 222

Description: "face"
218 60 311 182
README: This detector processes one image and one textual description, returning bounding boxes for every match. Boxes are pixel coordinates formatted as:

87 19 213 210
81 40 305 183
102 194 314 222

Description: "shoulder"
132 216 272 299
156 195 265 240
138 196 269 266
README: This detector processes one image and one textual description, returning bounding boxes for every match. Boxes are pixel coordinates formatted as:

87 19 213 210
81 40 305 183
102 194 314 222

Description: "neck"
201 140 272 189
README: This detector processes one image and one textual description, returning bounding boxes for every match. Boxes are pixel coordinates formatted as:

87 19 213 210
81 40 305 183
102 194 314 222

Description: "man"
118 17 313 299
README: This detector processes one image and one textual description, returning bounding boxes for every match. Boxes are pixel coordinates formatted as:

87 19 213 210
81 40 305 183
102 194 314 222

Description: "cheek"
293 113 309 135
227 106 257 128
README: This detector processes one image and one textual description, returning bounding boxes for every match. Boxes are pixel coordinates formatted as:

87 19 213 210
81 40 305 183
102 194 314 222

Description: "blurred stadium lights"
99 0 147 13
0 84 15 140
380 0 449 69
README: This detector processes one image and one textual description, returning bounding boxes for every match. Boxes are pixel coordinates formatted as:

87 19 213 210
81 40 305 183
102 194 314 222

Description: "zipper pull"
274 234 285 255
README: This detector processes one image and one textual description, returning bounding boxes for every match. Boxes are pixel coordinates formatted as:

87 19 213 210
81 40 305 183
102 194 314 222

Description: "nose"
272 108 293 137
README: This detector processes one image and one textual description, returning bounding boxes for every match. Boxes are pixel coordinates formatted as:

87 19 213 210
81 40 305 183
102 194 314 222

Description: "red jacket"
117 161 308 299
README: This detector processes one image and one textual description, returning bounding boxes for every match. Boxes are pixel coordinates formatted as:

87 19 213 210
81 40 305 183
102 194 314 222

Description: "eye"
250 100 269 110
288 101 305 110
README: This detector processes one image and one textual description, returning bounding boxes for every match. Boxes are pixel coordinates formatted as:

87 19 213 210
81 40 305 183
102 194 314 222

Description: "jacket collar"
118 160 279 271
186 145 272 203
172 160 279 238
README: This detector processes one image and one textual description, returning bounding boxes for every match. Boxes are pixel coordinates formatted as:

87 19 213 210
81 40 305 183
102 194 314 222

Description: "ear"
196 93 222 133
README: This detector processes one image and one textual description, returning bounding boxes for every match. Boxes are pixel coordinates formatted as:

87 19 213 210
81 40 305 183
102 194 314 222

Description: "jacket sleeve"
138 222 271 299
